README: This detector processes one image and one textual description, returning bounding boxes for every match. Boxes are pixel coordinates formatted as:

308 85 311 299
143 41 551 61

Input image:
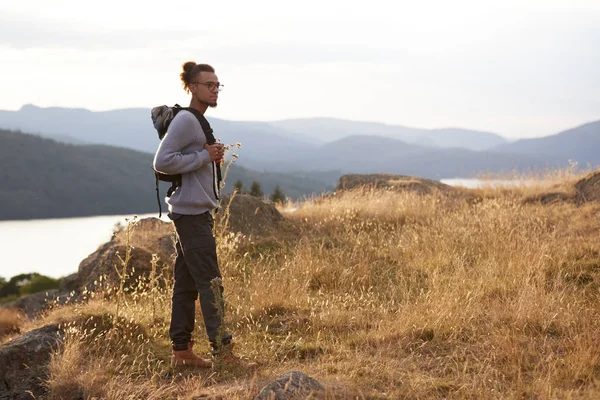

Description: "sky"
0 0 598 139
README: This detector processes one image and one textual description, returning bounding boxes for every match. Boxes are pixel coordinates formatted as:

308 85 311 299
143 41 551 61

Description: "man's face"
191 71 220 108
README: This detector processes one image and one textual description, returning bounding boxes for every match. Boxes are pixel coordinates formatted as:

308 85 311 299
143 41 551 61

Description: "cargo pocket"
174 214 220 280
174 213 216 252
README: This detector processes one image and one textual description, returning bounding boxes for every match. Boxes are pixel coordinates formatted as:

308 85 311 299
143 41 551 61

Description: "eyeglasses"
192 81 224 92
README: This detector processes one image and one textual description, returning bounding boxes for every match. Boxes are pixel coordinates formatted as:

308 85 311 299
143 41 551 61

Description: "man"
153 62 254 369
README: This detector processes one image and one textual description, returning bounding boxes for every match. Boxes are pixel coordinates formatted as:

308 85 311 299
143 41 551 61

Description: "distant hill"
270 117 509 150
0 105 154 151
0 129 159 220
254 135 559 179
0 105 507 159
0 105 319 165
42 133 88 145
0 129 333 220
491 120 600 167
426 128 510 150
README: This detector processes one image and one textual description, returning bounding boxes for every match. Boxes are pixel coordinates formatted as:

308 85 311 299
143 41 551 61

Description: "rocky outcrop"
121 217 176 263
337 174 479 202
255 370 325 400
58 240 155 296
0 325 64 400
217 194 284 236
337 174 449 193
1 290 59 319
575 171 600 204
521 170 600 206
522 191 576 205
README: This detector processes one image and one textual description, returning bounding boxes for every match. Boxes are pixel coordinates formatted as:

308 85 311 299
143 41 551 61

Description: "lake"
0 212 169 281
0 178 525 281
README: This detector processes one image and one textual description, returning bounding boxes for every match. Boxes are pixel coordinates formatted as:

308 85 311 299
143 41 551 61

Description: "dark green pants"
169 212 231 351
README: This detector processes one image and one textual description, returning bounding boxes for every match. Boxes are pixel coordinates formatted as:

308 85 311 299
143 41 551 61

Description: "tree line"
233 180 287 204
0 273 61 304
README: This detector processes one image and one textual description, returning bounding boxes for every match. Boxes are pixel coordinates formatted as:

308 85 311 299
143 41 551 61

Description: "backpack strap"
154 170 182 218
183 107 222 200
155 174 162 218
183 107 216 143
166 182 178 197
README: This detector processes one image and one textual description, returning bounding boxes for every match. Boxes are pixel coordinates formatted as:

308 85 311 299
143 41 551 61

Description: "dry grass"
0 308 23 339
9 169 600 399
472 161 595 202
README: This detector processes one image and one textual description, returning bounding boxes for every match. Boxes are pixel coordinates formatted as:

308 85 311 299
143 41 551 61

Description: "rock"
129 216 170 232
0 325 64 400
157 234 177 261
57 273 79 296
217 194 284 236
255 370 325 400
575 170 600 204
58 239 155 296
1 289 59 319
337 174 449 193
0 308 21 339
336 174 479 202
522 191 577 205
113 217 176 263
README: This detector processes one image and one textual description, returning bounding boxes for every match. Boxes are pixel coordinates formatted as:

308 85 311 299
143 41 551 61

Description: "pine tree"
270 184 287 204
233 180 244 194
249 181 264 198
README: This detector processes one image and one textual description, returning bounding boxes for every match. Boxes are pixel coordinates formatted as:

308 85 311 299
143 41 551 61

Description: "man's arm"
153 113 211 175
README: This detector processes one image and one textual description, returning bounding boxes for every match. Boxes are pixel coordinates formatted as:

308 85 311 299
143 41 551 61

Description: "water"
441 178 533 188
0 212 169 281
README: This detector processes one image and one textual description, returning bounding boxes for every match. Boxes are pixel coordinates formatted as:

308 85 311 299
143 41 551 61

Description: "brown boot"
213 343 258 370
172 341 212 368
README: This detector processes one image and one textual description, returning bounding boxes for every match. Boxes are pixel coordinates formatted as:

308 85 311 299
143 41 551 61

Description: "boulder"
337 174 448 193
113 217 176 264
1 289 59 319
337 174 478 202
58 239 155 295
129 216 171 233
0 308 22 339
255 370 325 400
216 194 284 236
575 171 600 204
0 325 64 400
522 191 576 206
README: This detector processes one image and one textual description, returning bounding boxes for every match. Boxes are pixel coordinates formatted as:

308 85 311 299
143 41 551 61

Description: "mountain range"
1 104 599 182
270 118 509 150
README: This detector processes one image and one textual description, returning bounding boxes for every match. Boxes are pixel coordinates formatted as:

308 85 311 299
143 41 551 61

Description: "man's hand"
204 143 225 162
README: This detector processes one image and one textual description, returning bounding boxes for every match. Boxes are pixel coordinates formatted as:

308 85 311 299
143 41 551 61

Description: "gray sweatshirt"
153 110 219 215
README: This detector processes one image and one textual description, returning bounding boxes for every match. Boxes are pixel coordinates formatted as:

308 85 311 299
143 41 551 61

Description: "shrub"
20 275 60 296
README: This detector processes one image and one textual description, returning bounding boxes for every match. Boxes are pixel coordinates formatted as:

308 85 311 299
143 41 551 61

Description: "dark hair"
180 62 215 93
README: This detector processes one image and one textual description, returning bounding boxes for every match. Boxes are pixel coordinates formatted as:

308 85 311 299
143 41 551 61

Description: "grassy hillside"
3 171 600 398
0 129 334 220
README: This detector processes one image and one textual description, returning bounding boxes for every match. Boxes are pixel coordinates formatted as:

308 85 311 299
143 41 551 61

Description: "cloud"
180 43 418 66
0 14 202 50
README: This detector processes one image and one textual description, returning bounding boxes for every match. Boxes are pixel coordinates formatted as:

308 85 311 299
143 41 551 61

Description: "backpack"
151 104 222 217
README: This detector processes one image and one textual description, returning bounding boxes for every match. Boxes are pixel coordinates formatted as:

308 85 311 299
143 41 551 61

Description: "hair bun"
182 61 197 73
